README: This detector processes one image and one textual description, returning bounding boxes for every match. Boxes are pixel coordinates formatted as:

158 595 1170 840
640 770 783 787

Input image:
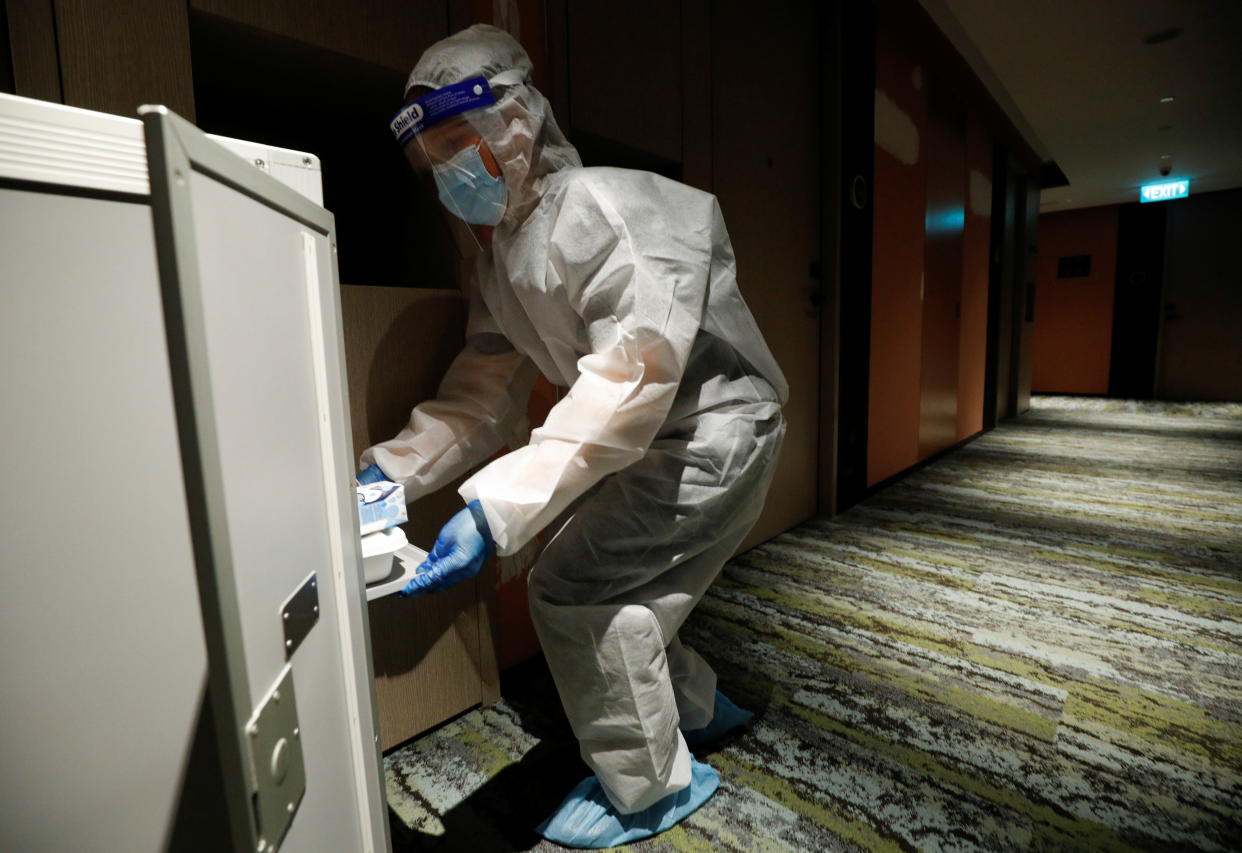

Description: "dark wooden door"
712 0 823 547
919 80 965 458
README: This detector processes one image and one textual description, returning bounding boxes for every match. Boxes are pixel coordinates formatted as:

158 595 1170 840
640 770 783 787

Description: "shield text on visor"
390 77 508 229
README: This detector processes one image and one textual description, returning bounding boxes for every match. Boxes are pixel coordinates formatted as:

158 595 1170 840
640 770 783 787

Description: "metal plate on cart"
246 664 305 851
280 573 319 660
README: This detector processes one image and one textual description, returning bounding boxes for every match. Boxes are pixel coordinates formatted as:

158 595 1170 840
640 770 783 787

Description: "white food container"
360 526 408 584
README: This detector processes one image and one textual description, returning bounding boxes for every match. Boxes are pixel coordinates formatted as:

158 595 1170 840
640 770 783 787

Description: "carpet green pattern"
385 397 1242 851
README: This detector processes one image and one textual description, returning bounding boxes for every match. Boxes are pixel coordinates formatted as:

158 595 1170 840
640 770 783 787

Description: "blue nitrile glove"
400 500 493 597
356 463 388 485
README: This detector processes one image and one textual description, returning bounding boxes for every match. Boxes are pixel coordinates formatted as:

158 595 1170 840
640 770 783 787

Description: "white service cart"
0 92 390 853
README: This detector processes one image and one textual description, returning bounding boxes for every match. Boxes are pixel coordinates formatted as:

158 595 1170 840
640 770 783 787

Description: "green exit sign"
1140 179 1189 203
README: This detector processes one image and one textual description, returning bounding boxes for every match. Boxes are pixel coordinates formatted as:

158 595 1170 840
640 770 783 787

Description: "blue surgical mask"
432 144 507 226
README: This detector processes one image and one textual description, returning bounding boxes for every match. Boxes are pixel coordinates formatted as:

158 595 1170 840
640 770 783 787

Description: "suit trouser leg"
528 407 784 813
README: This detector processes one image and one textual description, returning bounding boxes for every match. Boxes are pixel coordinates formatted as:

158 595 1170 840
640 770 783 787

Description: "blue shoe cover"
681 690 754 746
536 757 720 848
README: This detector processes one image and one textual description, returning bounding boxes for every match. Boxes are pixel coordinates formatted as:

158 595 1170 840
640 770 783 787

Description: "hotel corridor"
386 396 1242 851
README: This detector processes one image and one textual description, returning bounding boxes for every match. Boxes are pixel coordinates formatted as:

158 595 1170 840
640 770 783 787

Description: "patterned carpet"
385 396 1242 852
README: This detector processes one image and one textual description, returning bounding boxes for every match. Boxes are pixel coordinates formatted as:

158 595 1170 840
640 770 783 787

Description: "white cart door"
141 106 388 853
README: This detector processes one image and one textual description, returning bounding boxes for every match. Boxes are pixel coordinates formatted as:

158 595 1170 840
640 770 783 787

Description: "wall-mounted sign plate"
1057 254 1092 279
1140 179 1189 203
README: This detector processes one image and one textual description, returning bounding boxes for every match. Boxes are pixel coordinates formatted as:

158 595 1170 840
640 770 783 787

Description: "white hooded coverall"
363 25 788 814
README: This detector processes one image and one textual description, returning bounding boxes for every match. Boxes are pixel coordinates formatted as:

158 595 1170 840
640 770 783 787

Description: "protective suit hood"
407 24 581 228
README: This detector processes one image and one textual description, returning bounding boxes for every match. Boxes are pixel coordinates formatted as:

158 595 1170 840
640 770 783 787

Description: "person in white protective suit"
357 24 788 848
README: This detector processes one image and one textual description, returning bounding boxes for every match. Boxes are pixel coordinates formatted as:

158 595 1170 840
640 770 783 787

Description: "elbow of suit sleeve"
360 344 536 500
457 326 686 556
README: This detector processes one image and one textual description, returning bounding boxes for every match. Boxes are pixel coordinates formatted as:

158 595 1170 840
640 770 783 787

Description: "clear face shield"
390 77 508 256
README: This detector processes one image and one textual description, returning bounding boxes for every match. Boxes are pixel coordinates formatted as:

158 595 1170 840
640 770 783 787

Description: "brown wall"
919 80 965 459
958 113 991 438
867 8 995 487
868 18 926 485
1032 205 1118 394
339 286 499 748
1035 189 1242 403
709 0 823 549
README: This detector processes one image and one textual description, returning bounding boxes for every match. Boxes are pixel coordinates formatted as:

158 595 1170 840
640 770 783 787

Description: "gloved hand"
356 463 389 485
400 500 494 597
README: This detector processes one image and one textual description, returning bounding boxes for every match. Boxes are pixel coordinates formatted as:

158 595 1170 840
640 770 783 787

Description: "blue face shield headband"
390 77 508 226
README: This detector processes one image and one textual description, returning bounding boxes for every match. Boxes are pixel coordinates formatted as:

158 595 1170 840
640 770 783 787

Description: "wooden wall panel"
366 580 490 750
868 0 1042 477
1015 171 1039 414
456 0 545 89
566 1 681 164
0 8 10 93
187 14 442 290
546 0 569 138
834 0 875 511
1032 205 1118 394
868 16 926 486
713 0 822 548
919 79 964 459
991 151 1019 421
680 0 712 192
54 0 194 119
874 0 1040 173
5 0 62 102
339 285 500 748
192 0 446 74
957 110 991 439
